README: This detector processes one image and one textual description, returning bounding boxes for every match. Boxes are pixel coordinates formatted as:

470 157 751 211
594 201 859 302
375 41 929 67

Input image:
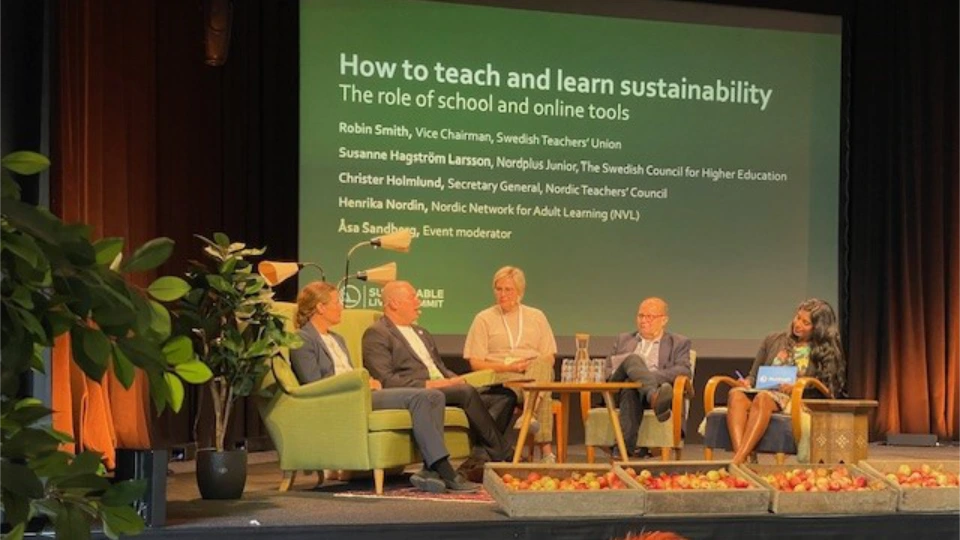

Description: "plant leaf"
93 237 124 266
100 503 145 537
161 335 194 365
147 276 191 302
100 479 146 507
3 522 25 540
54 503 91 540
173 360 213 384
164 372 185 413
2 150 51 175
120 237 174 273
70 326 110 381
213 232 230 246
111 343 135 388
0 461 44 498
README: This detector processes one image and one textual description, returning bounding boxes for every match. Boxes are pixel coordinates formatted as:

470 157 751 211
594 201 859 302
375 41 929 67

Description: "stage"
125 443 960 540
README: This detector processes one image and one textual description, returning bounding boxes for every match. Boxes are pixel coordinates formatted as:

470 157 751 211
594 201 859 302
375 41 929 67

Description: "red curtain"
52 0 160 459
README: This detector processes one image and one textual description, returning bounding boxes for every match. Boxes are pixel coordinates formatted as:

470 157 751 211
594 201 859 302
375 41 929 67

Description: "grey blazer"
362 316 457 388
289 323 352 384
607 331 692 386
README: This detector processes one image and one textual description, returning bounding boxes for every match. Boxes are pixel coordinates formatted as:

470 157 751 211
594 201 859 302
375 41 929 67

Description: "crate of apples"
499 470 629 491
859 460 960 512
741 463 898 514
483 463 645 517
615 461 770 515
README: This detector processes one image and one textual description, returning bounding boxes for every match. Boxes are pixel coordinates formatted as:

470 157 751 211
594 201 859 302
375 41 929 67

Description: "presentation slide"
299 0 842 356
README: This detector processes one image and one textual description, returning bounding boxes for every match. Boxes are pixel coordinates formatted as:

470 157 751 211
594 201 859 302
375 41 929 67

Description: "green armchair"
256 303 473 494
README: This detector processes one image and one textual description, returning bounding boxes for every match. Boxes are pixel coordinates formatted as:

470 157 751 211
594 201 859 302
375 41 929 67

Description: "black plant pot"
196 449 247 500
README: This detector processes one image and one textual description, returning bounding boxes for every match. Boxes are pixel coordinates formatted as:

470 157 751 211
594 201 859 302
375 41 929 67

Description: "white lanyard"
500 305 523 352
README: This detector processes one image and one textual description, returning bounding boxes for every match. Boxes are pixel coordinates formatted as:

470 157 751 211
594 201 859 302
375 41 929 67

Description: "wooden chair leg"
553 403 564 454
374 469 385 495
674 448 682 461
527 436 536 460
704 447 714 461
279 470 297 492
775 452 785 465
586 445 596 464
660 448 671 461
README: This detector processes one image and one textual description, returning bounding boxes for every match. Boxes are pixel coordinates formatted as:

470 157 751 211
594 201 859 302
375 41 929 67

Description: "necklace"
500 305 523 352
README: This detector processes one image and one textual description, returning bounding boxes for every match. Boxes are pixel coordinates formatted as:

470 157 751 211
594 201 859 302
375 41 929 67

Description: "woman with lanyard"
463 266 559 462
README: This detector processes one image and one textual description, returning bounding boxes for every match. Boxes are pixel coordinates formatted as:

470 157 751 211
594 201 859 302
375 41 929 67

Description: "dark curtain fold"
847 0 959 439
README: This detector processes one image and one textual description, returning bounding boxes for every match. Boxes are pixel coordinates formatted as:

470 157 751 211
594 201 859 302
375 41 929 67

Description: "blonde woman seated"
463 266 558 462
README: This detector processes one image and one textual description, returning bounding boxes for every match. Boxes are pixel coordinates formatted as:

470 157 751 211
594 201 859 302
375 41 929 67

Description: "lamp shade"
258 261 300 286
357 262 397 285
373 229 413 253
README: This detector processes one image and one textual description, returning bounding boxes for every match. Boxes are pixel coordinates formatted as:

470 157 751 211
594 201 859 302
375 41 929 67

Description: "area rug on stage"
332 486 494 504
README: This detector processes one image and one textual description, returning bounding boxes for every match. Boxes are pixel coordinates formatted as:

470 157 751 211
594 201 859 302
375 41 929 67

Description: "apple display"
499 470 629 491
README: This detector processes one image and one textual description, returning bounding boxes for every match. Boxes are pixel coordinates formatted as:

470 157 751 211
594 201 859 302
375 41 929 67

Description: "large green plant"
0 151 213 539
174 234 300 452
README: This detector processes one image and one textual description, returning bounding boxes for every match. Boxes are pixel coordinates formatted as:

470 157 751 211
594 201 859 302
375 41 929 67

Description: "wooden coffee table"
506 381 642 463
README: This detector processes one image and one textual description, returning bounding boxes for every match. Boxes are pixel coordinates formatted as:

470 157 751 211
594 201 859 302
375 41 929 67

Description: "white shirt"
634 337 661 371
396 325 444 380
320 333 353 375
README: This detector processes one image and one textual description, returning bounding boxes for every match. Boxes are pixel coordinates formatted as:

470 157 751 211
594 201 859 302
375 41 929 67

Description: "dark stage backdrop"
47 0 957 449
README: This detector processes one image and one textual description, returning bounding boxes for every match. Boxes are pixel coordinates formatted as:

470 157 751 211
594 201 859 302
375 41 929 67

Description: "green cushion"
368 407 469 432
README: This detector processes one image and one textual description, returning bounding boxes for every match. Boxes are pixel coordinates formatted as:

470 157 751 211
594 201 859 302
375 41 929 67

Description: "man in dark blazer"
362 280 516 478
606 297 692 456
290 281 480 493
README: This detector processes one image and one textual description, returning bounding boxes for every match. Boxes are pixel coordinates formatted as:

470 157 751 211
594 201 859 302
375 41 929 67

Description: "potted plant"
1 151 212 538
174 233 300 499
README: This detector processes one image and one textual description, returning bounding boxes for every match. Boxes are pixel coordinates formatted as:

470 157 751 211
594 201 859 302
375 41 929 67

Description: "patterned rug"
331 485 495 504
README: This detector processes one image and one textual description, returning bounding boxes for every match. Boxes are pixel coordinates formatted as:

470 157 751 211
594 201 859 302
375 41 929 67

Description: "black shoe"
410 469 446 493
610 446 645 461
652 382 673 422
444 473 482 493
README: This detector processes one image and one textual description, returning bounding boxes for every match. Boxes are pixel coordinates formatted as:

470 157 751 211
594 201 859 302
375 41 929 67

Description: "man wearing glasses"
606 297 692 458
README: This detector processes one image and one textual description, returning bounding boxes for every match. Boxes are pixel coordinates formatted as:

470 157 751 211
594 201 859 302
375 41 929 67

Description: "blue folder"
755 365 797 390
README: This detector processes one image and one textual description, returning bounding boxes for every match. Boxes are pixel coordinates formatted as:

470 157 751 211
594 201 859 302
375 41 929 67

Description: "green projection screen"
299 0 842 357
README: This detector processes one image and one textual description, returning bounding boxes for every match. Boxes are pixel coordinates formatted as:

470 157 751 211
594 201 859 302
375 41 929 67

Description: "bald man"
362 281 516 481
606 297 692 457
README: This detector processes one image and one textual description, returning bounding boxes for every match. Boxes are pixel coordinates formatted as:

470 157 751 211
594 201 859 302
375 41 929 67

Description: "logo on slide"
342 285 363 308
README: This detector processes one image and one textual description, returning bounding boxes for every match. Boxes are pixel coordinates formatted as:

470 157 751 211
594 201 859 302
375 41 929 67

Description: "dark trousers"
372 388 448 467
439 384 516 461
607 354 658 451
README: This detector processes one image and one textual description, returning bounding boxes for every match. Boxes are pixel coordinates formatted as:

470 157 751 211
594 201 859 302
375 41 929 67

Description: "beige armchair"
582 351 697 461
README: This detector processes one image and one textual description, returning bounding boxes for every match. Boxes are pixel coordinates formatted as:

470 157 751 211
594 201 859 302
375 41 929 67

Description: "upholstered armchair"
256 304 474 494
700 375 832 464
582 352 697 462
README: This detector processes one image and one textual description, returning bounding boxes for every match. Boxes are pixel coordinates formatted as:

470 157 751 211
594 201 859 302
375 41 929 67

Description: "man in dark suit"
362 280 516 478
606 297 692 457
290 281 479 493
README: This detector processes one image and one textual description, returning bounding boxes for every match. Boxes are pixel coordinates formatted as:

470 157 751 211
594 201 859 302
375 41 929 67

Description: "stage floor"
148 442 959 540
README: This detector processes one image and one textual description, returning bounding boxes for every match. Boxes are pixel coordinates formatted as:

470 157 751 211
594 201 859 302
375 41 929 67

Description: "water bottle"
573 333 591 383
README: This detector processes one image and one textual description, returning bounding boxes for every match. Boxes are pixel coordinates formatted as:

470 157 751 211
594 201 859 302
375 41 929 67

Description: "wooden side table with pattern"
804 399 878 464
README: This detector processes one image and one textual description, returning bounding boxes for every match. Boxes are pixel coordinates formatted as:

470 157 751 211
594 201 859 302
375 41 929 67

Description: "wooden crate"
739 463 898 514
483 462 644 518
617 460 770 515
859 460 960 513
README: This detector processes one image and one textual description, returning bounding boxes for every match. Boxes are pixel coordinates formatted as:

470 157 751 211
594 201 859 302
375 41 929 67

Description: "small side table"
804 399 878 464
